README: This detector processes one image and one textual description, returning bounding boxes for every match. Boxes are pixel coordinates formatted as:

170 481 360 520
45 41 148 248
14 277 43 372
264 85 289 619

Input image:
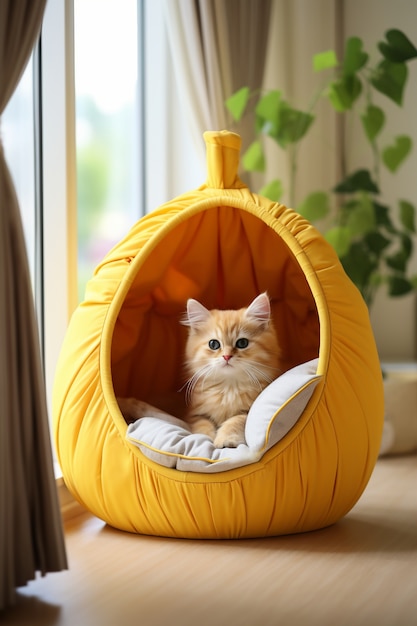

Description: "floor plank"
1 455 417 626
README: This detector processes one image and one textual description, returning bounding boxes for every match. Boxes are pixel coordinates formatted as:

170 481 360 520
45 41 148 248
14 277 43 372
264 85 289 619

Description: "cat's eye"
208 339 221 350
235 338 249 349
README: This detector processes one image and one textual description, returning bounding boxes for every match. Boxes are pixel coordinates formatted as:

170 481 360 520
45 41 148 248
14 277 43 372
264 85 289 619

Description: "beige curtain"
262 0 342 207
163 0 272 168
0 0 67 610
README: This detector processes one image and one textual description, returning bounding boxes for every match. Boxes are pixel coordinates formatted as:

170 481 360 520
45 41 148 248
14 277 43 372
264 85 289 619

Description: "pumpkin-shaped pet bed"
53 130 384 539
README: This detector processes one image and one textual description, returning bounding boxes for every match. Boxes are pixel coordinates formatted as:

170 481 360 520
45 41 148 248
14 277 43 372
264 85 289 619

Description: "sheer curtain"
0 0 67 609
162 0 272 170
162 0 343 204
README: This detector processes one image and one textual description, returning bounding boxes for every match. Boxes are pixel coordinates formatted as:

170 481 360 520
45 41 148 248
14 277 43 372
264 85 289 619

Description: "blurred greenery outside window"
74 0 140 301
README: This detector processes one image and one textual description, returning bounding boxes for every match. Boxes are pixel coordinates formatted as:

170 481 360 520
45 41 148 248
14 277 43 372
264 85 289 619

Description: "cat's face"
182 293 281 390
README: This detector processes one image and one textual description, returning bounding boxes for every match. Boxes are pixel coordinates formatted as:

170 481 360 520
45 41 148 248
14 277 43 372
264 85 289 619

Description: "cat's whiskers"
184 357 278 401
243 368 265 392
182 361 216 405
241 360 278 391
245 357 281 377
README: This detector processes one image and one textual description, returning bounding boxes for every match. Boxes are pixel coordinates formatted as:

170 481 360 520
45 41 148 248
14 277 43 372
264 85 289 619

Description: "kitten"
118 293 282 448
181 292 282 447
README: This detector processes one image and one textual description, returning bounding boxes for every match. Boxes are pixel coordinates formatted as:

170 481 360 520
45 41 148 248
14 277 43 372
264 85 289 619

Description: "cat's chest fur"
189 376 259 426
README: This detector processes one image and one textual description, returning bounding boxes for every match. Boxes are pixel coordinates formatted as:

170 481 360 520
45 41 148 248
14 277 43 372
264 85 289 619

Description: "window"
74 0 142 300
72 0 202 300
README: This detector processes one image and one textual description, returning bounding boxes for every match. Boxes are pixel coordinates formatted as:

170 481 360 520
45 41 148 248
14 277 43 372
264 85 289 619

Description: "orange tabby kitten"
118 293 282 448
181 292 281 447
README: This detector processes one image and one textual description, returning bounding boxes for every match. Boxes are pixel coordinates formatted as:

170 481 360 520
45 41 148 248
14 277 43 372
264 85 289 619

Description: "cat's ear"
245 292 271 324
182 299 211 327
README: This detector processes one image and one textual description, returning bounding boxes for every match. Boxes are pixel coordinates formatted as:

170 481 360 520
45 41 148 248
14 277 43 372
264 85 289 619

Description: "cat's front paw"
214 429 246 449
214 415 247 448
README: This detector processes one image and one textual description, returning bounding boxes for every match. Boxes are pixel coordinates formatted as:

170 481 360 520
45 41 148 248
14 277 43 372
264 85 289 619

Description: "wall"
263 0 417 361
344 0 417 361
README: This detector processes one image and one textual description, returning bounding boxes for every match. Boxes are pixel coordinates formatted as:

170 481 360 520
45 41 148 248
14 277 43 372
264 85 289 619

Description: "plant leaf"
334 169 379 194
340 241 378 292
399 200 416 232
386 253 406 272
385 233 413 271
400 232 413 258
387 275 414 297
382 135 412 172
378 29 417 63
361 105 385 142
242 140 265 172
271 103 314 147
259 179 283 202
343 37 369 74
313 49 338 72
371 60 407 105
327 74 362 111
365 231 391 255
325 226 352 257
298 191 330 222
345 194 375 235
373 202 394 228
255 90 281 125
225 87 250 121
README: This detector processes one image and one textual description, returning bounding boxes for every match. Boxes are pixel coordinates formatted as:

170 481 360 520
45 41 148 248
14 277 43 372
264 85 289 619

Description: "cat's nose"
223 354 233 362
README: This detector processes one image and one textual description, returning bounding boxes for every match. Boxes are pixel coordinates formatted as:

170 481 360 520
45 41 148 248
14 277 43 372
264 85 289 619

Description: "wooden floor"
2 455 417 626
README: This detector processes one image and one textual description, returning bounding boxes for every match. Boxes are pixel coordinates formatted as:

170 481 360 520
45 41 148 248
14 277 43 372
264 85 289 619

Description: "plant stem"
363 72 381 189
288 83 328 207
289 145 297 207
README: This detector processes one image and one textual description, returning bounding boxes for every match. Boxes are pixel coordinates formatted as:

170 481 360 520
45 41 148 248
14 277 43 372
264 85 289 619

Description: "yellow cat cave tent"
53 130 384 538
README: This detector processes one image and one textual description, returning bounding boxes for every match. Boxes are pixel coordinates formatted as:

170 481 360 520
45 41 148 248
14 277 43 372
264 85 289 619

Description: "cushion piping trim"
260 375 322 452
126 437 231 464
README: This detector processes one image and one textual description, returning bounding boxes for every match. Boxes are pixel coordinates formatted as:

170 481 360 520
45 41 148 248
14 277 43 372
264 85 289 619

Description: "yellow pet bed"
53 130 384 538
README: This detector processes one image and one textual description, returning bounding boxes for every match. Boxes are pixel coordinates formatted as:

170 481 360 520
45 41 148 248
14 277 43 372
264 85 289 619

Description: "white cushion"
126 358 321 473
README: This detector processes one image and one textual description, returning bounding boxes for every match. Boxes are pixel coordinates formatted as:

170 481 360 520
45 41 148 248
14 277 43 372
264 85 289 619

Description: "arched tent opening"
110 202 320 408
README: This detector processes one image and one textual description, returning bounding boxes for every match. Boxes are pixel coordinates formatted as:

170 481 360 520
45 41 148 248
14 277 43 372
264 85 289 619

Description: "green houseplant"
226 29 417 308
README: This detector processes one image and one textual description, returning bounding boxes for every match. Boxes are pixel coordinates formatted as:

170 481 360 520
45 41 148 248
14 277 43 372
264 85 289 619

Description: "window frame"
41 0 78 415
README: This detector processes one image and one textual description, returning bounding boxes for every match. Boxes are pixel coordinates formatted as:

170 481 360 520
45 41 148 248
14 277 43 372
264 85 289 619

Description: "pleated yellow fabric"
53 130 384 538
